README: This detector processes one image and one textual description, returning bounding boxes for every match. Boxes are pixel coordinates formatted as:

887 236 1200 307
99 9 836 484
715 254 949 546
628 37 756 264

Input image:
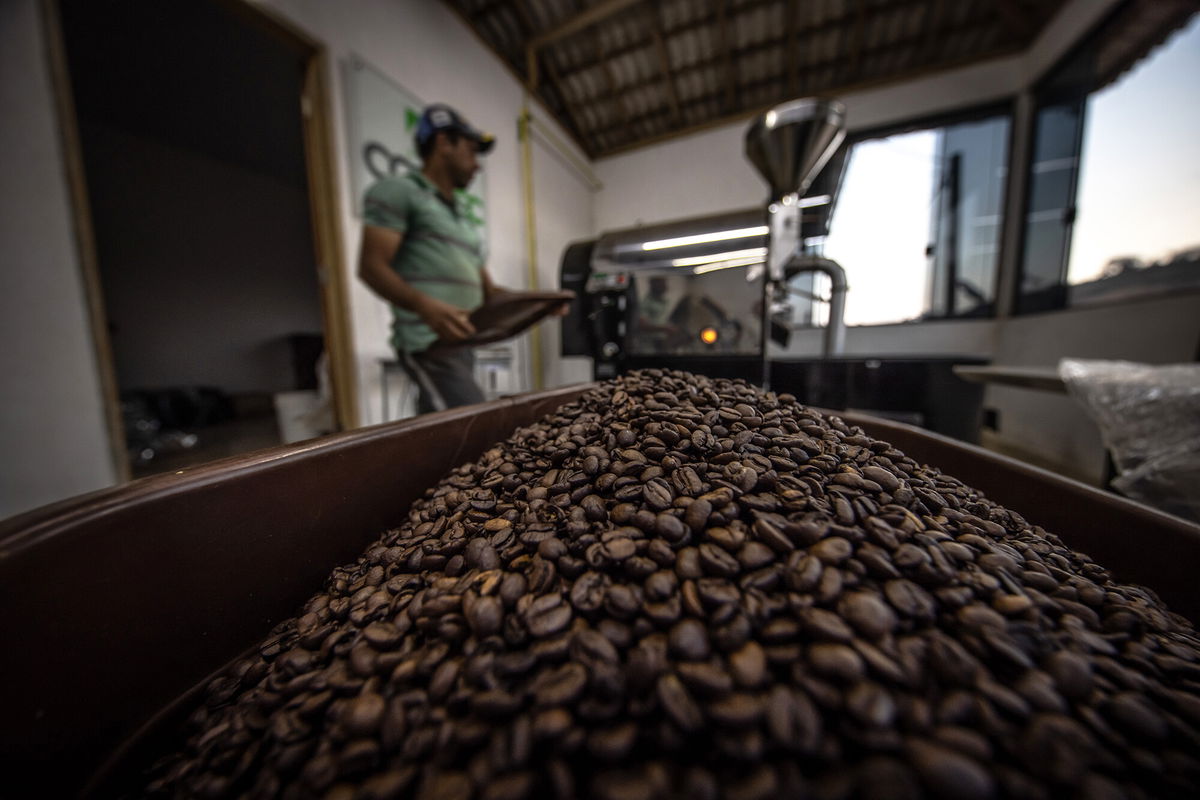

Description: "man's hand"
417 296 476 342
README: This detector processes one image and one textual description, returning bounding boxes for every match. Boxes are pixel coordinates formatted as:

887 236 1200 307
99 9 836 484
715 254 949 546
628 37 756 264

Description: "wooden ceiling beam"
592 37 1023 158
529 0 645 50
785 0 799 95
541 56 597 153
552 0 780 82
648 0 681 124
923 0 947 56
512 0 596 152
553 0 922 85
850 0 866 78
992 0 1035 40
579 0 933 116
586 10 1002 138
596 27 632 129
468 0 512 19
718 0 735 113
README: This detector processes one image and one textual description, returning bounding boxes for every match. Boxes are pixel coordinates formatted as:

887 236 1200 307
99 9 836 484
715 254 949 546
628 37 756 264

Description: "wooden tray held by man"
433 289 575 349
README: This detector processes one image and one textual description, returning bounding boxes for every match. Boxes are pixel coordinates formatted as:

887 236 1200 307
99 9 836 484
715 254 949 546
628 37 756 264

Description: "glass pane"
927 115 1010 317
627 268 763 356
823 130 938 325
1066 14 1200 299
1018 102 1083 311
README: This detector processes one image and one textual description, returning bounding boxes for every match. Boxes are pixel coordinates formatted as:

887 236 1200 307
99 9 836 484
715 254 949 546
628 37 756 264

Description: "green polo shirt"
363 172 485 353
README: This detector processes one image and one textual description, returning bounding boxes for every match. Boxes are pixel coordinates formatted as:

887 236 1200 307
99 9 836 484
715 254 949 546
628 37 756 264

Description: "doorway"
48 0 355 479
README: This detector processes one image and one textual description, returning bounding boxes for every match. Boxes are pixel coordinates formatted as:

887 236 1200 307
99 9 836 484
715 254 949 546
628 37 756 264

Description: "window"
1018 9 1200 312
814 110 1011 326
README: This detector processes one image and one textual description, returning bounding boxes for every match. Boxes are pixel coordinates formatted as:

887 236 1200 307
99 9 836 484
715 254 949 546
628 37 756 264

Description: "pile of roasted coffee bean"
144 370 1200 799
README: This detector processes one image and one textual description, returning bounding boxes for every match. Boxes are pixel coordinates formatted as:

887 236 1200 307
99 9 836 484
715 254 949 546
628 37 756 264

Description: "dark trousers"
399 347 485 414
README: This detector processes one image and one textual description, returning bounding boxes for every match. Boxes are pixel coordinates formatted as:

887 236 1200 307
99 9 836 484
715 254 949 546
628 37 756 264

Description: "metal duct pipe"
786 255 848 358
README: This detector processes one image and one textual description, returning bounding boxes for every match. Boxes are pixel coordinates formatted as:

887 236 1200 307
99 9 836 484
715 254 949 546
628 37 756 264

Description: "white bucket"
273 390 332 444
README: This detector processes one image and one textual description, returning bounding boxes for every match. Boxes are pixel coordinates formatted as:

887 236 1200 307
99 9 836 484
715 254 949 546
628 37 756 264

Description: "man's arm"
357 225 475 342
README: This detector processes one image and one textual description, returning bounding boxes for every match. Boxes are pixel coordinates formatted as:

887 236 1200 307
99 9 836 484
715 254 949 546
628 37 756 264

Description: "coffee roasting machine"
560 99 850 385
560 99 988 442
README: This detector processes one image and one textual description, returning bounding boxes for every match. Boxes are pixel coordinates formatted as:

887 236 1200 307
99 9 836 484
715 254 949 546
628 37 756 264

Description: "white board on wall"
341 54 486 243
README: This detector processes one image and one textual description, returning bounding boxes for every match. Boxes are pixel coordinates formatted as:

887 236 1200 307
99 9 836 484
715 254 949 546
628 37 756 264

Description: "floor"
131 413 282 479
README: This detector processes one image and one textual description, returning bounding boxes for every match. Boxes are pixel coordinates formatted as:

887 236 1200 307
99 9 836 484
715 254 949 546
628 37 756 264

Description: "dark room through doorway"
55 0 347 477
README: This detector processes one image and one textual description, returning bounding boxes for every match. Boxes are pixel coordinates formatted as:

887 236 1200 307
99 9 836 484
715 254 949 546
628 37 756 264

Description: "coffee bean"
846 682 897 728
863 466 901 493
146 370 1200 800
685 499 713 532
809 643 865 681
765 685 821 753
654 513 687 542
657 673 703 732
884 579 937 622
1046 650 1093 700
526 595 572 638
481 772 533 800
728 641 768 688
811 536 853 564
363 622 402 650
466 595 503 636
644 480 674 512
907 738 995 800
708 693 764 727
676 662 733 695
534 663 587 707
580 494 607 522
570 572 608 615
698 543 740 577
800 608 855 642
669 619 711 661
1105 692 1168 740
752 517 794 554
840 592 897 639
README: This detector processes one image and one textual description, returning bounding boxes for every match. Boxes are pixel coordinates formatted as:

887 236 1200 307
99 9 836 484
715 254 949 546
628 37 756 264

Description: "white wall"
259 0 596 424
0 0 118 518
527 124 598 389
592 56 1024 232
592 0 1122 231
83 121 323 394
587 0 1200 488
0 0 595 518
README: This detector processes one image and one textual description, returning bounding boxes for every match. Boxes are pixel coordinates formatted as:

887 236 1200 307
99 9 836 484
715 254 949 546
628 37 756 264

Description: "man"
357 104 497 413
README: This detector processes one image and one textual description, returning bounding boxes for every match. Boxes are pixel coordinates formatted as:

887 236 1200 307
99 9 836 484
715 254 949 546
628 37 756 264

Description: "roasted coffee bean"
839 592 897 639
668 619 711 661
811 536 853 564
907 738 995 799
525 595 571 638
684 498 713 533
466 595 503 636
729 641 768 688
534 663 587 707
676 661 733 695
145 371 1200 800
657 673 703 732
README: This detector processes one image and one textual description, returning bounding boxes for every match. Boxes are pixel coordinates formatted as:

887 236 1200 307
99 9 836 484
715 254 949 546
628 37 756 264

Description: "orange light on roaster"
699 327 719 345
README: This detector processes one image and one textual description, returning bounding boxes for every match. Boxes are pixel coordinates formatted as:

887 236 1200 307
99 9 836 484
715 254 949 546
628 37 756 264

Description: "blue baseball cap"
415 104 495 155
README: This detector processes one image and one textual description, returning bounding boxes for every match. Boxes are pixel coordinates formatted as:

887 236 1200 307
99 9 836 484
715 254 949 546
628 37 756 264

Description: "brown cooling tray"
437 289 575 348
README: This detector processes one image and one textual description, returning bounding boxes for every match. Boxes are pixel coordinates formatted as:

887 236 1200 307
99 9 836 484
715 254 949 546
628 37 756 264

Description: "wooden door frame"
41 0 359 485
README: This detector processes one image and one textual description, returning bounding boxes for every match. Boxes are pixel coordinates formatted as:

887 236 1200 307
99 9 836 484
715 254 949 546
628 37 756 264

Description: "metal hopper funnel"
745 98 847 202
746 99 849 364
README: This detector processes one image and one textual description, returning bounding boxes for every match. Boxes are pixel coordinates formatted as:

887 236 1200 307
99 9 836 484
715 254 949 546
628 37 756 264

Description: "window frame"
822 100 1017 326
1012 2 1200 315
